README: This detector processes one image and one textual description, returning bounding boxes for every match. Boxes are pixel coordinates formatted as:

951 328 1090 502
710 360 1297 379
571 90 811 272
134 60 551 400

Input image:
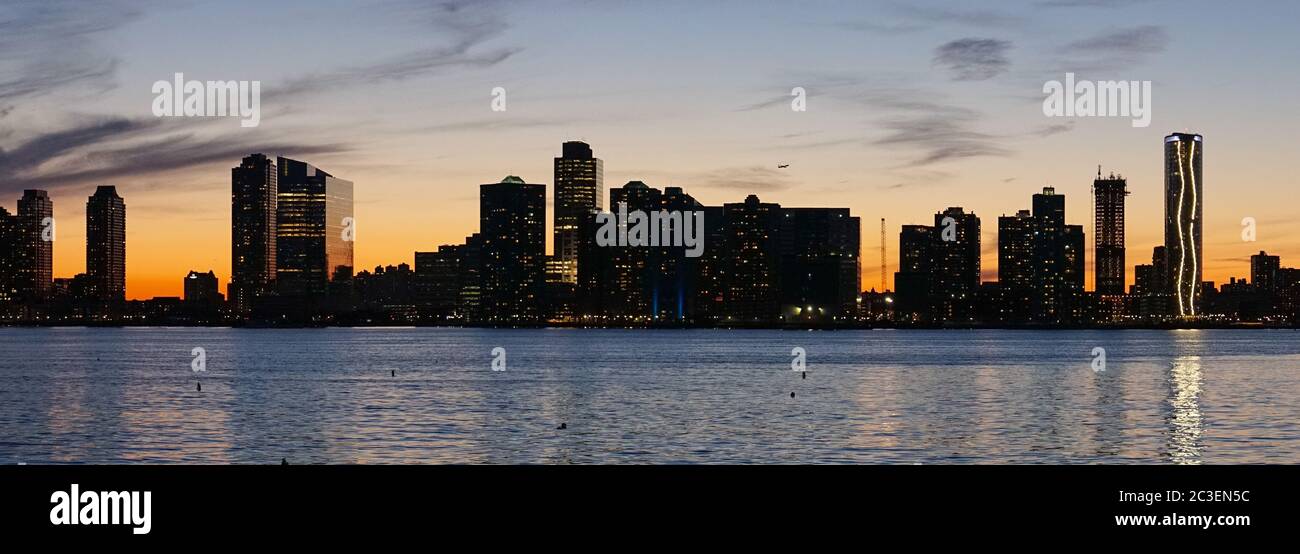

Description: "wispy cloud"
1037 0 1155 8
273 0 520 100
890 4 1025 29
862 89 1012 167
0 116 351 194
0 0 143 102
1033 120 1076 137
933 38 1013 81
1054 25 1169 72
694 166 797 193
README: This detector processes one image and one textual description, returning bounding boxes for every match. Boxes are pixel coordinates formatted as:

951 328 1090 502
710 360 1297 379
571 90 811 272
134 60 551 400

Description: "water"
1 328 1297 464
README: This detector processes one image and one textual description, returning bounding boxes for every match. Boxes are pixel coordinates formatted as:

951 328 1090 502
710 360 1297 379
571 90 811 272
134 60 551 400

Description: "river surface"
1 328 1297 464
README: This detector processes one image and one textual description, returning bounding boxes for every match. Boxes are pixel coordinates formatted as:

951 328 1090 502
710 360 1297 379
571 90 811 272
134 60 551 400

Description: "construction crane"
880 218 887 292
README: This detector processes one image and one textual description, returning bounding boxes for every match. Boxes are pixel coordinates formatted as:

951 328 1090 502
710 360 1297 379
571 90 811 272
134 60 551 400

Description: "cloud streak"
933 38 1013 81
0 0 143 102
1054 25 1169 72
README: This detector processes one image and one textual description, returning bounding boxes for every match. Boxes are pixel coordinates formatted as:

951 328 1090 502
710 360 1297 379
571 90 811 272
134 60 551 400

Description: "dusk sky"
2 0 1298 299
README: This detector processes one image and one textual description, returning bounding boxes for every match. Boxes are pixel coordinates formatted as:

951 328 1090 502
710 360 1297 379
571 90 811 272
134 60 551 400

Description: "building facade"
86 186 126 302
1165 132 1203 317
231 154 278 313
1093 172 1128 296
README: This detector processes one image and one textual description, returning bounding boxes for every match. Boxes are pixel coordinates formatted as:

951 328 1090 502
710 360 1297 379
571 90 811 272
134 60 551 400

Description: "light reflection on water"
1 328 1297 464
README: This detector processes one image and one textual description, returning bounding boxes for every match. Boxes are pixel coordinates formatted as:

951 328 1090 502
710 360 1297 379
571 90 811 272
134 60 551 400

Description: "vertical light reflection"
1167 354 1203 464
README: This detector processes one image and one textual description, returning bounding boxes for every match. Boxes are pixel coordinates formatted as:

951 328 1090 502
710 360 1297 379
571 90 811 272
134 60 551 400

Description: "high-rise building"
15 190 53 300
230 154 278 313
85 186 126 302
480 176 545 323
723 195 782 323
997 188 1085 324
607 181 662 320
930 207 980 323
655 186 706 322
0 208 18 303
893 224 934 321
553 141 603 285
275 156 354 297
1251 251 1281 293
1165 132 1203 316
997 209 1034 322
778 207 860 321
1093 171 1128 296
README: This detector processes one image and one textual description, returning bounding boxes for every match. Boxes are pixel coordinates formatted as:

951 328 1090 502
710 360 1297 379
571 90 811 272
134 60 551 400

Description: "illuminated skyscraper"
480 176 545 323
231 154 277 312
275 157 354 297
0 208 17 303
1164 133 1203 316
931 207 980 323
86 186 126 302
16 190 53 300
1093 171 1128 296
553 141 603 285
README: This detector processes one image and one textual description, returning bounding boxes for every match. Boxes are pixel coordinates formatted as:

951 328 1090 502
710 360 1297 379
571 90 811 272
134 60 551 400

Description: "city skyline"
0 131 1248 303
2 1 1299 299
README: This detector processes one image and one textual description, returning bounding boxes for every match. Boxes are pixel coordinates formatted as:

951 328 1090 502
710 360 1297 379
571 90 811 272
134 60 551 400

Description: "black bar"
2 465 1285 541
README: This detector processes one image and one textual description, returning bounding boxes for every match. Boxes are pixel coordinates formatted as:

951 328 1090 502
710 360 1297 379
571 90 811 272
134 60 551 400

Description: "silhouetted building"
183 270 222 306
1093 171 1128 296
893 224 933 321
1251 251 1280 294
1035 187 1085 323
275 157 354 298
354 263 416 321
479 176 545 324
779 207 860 322
85 186 126 302
230 154 277 313
998 188 1084 324
931 207 980 323
656 186 707 322
722 195 782 324
606 181 662 320
1165 132 1203 316
15 190 53 300
415 241 471 321
0 208 18 304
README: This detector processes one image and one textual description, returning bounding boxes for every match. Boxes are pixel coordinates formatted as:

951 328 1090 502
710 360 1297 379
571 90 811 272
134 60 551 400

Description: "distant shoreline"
2 322 1296 330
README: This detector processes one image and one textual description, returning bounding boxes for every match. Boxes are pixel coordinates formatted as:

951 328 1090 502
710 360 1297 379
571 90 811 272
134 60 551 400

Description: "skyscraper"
607 181 662 320
16 190 53 300
893 224 934 321
997 188 1085 324
1165 132 1203 317
1251 251 1280 293
480 176 545 323
931 207 980 323
275 156 354 297
779 207 860 321
723 195 782 323
553 141 603 285
231 154 277 313
997 209 1034 322
0 208 18 303
86 186 126 302
1093 171 1128 296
